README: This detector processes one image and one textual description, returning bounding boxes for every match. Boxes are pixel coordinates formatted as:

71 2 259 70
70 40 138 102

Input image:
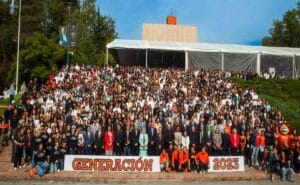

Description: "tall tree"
262 3 300 47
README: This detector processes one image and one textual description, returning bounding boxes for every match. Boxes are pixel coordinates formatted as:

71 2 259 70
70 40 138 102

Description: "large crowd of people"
1 65 299 181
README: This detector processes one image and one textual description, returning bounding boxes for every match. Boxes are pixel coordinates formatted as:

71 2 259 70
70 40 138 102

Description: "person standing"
123 125 133 155
104 125 114 156
230 128 241 155
139 128 148 156
9 82 15 104
83 126 94 155
94 126 104 155
13 128 24 170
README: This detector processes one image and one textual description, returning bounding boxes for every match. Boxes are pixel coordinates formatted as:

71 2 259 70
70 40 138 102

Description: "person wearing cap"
195 146 209 174
160 148 170 172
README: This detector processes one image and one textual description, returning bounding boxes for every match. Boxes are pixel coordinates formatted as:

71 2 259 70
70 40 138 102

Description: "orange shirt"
195 152 209 164
179 151 189 165
172 149 179 164
160 152 169 164
278 134 290 149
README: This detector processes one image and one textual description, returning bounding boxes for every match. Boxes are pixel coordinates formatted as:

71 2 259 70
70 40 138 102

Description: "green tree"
0 0 117 91
73 0 117 65
262 3 300 47
19 33 66 82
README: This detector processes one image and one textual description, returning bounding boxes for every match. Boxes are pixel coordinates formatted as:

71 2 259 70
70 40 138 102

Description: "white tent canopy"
107 39 300 56
106 39 300 79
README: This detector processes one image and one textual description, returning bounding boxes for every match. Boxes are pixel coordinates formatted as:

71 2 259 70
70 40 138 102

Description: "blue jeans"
59 158 64 170
281 167 294 180
50 162 57 173
31 151 36 168
36 161 49 176
251 146 259 165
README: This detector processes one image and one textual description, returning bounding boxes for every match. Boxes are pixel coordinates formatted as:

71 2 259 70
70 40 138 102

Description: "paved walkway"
0 145 298 182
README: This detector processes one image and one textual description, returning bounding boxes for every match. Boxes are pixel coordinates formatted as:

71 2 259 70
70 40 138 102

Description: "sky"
96 0 299 45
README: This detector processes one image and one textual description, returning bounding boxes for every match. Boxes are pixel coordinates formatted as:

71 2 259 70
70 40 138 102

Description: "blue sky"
96 0 298 45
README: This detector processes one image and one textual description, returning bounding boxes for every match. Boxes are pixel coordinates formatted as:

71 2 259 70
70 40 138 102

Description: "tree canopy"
262 2 300 47
0 0 117 91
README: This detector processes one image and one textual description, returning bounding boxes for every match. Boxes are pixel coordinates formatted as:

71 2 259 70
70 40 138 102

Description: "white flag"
10 0 15 15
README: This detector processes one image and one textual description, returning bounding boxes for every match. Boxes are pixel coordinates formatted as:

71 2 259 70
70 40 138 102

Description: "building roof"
107 39 300 56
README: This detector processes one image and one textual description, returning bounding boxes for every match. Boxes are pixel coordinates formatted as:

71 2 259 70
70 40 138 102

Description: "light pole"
15 0 22 94
66 2 71 65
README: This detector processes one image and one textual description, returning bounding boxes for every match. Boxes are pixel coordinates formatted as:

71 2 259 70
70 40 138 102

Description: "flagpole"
15 0 22 94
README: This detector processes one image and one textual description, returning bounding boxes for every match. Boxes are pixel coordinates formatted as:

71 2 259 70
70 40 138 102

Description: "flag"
10 0 15 15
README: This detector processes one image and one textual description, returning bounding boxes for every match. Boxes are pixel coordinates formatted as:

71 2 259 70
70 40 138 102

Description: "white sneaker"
57 169 60 172
14 167 17 170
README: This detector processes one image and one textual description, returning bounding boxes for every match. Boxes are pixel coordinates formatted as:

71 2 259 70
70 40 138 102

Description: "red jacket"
104 131 115 151
230 133 240 148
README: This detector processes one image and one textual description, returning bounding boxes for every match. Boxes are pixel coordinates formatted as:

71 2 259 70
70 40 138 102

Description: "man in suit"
147 122 157 156
94 125 104 155
83 126 94 155
131 124 140 156
123 125 133 155
156 127 165 155
199 124 206 150
237 119 249 135
114 124 124 156
189 126 199 150
204 127 213 155
221 129 231 155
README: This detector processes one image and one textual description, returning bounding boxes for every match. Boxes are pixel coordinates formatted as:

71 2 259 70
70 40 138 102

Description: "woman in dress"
139 128 149 156
104 125 115 155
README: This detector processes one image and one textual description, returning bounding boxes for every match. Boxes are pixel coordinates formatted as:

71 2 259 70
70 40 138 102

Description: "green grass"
232 78 300 132
0 95 21 117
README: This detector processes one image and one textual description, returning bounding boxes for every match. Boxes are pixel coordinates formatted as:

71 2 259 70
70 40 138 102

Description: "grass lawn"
232 78 300 132
0 95 21 117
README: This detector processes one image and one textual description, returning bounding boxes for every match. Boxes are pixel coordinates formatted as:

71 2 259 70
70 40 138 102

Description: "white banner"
208 156 245 172
64 155 161 172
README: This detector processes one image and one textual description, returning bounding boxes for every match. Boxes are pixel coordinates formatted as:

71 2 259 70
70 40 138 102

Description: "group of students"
3 65 299 180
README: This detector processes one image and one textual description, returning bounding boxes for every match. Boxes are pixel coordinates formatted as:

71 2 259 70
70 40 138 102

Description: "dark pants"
197 162 208 172
231 147 240 156
132 144 139 156
94 145 104 155
123 146 131 155
10 95 14 104
147 143 156 156
14 147 23 168
84 146 92 155
25 148 33 163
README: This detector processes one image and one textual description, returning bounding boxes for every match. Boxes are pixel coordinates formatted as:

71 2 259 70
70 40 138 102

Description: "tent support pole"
145 49 148 68
185 51 188 71
256 52 261 76
221 51 224 71
293 54 296 79
105 47 108 68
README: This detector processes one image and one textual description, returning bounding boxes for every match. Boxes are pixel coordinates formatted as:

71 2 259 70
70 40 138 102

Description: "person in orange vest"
171 145 180 171
179 146 190 172
160 148 170 172
195 146 209 174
